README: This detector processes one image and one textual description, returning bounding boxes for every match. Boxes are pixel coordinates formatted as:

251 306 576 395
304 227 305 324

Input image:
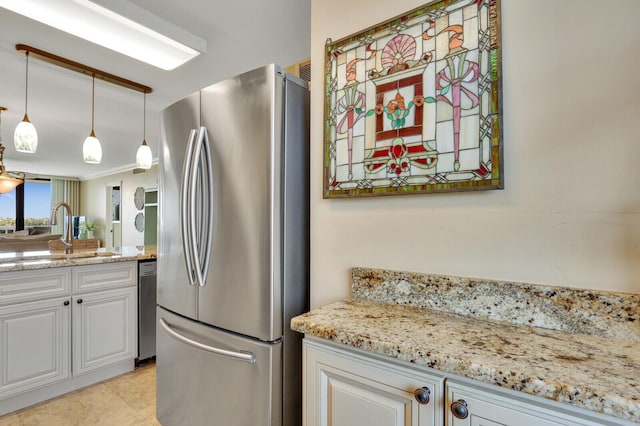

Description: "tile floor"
0 361 159 426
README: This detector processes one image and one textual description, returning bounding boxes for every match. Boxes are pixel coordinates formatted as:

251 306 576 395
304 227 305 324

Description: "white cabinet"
72 287 136 375
304 339 634 426
304 339 444 426
0 261 137 415
445 380 627 426
0 297 71 398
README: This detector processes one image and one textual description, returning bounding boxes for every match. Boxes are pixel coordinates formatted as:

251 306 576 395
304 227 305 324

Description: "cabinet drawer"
72 262 136 293
0 268 71 306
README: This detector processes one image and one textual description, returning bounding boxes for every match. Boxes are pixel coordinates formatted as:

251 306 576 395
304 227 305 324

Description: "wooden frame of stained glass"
323 0 503 198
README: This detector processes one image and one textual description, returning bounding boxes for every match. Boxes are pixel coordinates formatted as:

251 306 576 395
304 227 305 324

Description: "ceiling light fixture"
0 107 25 194
13 51 38 153
0 0 207 70
15 45 153 168
136 92 152 169
83 75 102 164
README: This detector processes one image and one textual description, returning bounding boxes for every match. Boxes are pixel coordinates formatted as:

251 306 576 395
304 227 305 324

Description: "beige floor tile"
104 363 156 412
17 382 148 426
0 413 23 426
4 363 157 426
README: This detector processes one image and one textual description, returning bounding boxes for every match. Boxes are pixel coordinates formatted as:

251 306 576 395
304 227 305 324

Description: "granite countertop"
291 268 640 422
0 245 157 272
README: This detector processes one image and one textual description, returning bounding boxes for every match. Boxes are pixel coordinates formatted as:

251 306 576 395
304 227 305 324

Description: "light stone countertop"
0 245 156 272
291 268 640 422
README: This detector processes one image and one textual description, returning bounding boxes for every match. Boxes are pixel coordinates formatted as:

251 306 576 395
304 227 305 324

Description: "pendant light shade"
83 131 102 164
0 107 24 194
136 92 152 169
136 140 152 169
83 75 102 164
14 52 38 153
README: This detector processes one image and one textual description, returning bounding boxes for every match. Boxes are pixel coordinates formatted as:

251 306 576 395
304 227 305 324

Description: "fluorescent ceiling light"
0 0 207 70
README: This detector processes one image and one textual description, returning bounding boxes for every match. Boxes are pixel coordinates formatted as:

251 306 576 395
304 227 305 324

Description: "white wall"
310 0 640 308
80 166 158 247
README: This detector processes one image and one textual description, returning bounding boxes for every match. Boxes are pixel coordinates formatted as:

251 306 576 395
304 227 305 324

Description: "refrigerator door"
156 307 282 426
198 64 284 341
158 92 200 319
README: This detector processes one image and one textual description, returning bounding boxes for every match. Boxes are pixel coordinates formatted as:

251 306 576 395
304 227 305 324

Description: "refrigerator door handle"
159 318 256 363
189 126 214 288
181 129 199 287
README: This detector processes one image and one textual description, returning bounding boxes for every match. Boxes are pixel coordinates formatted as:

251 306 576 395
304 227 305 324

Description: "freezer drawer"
156 307 282 426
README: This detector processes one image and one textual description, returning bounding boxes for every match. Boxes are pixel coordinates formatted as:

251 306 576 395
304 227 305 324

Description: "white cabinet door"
0 297 71 398
305 339 443 426
72 287 136 375
446 381 623 426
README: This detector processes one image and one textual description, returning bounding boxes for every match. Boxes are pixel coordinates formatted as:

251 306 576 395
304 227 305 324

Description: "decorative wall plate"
134 186 145 210
135 212 145 232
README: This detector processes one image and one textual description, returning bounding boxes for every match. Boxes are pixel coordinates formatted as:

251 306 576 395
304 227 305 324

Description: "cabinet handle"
451 399 469 419
77 298 83 304
413 387 430 405
63 300 70 306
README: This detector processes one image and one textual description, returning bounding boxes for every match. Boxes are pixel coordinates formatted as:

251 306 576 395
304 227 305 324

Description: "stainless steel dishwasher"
138 260 157 361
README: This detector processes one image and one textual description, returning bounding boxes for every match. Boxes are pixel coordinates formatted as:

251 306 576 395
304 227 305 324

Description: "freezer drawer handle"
160 318 256 363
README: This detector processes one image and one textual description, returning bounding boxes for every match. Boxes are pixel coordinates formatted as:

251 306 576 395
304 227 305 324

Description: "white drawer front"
72 262 136 293
0 268 71 306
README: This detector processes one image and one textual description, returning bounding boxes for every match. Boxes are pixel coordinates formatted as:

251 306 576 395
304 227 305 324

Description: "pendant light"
136 92 152 169
14 51 38 153
0 107 24 194
83 75 102 164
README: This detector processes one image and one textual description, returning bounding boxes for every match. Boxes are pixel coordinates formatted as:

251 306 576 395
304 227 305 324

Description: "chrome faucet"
51 201 74 254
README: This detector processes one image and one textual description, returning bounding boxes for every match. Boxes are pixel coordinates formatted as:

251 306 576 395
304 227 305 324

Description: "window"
0 179 51 234
0 188 16 234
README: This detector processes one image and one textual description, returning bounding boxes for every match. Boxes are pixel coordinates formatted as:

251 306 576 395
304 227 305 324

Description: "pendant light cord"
143 92 146 141
91 75 95 131
24 52 29 115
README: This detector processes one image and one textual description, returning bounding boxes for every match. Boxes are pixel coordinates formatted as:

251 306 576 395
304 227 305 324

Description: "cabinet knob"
451 399 469 419
63 300 70 306
413 387 430 405
77 298 83 304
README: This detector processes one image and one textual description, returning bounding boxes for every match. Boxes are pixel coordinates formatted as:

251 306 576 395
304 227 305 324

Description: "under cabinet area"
304 338 444 426
0 261 138 415
303 338 636 426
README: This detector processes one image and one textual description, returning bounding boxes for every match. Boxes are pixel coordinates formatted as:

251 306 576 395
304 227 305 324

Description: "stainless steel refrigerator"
156 64 309 426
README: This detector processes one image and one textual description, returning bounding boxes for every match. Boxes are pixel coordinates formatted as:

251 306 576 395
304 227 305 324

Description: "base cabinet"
304 338 635 426
304 339 444 426
0 297 70 399
0 262 137 415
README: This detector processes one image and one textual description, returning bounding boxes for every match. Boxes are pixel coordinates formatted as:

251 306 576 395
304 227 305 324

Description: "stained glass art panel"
323 0 503 198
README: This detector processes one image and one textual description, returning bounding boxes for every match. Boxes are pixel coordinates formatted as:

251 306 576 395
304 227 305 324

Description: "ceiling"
0 0 310 180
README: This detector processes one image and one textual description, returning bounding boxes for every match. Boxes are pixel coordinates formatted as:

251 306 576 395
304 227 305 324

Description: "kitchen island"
0 246 156 415
292 267 640 425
